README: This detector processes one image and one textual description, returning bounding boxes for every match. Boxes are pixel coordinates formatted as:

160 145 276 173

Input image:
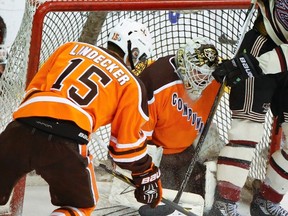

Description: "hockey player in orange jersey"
138 37 220 205
0 19 162 216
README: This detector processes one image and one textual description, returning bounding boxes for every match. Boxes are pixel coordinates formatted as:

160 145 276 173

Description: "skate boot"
250 193 288 216
208 199 241 216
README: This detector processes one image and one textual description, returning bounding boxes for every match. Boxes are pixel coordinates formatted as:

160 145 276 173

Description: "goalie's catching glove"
212 53 263 87
132 163 162 208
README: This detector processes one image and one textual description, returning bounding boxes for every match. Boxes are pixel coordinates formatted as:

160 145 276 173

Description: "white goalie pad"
160 189 204 216
203 160 217 213
147 144 163 167
197 123 226 163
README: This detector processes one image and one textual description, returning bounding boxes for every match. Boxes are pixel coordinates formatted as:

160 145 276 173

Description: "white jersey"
258 43 288 74
258 0 288 45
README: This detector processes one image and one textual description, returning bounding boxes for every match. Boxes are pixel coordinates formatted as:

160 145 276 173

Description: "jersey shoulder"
139 55 180 91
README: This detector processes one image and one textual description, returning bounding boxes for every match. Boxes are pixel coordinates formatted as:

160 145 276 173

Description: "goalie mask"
175 37 219 100
108 19 153 70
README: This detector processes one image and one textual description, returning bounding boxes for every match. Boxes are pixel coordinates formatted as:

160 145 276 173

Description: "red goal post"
0 0 279 215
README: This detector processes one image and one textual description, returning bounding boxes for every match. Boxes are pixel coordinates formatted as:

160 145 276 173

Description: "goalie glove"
212 53 263 86
132 163 162 208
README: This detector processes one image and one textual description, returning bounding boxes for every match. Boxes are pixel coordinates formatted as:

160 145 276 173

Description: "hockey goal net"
0 0 279 215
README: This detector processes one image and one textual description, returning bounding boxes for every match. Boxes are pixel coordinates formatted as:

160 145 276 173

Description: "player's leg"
250 143 288 216
33 134 98 216
250 77 288 216
209 76 278 216
209 119 262 215
0 121 33 205
208 29 278 216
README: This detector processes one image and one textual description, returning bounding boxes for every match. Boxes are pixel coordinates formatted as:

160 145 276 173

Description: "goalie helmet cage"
0 0 280 215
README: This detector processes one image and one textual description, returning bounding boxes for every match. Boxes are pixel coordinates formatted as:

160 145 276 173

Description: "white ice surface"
22 177 288 216
22 175 128 216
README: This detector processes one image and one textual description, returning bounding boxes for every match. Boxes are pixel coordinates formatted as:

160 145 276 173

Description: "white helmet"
175 37 219 100
108 19 153 69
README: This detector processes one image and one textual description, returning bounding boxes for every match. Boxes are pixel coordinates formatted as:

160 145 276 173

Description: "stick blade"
138 204 175 216
139 189 204 216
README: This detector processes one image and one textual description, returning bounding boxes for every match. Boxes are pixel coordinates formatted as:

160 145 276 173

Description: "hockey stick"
99 163 197 216
92 136 195 215
139 3 257 216
218 1 256 49
218 0 256 46
234 0 257 55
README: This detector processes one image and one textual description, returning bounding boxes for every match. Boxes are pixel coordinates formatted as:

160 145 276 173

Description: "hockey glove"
132 163 162 208
212 53 263 87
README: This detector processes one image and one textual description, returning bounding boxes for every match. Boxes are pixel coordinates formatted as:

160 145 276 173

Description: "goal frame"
27 0 251 85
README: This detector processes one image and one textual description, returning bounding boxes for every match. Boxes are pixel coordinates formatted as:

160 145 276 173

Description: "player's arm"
212 44 288 86
108 79 162 208
257 44 288 75
138 66 158 141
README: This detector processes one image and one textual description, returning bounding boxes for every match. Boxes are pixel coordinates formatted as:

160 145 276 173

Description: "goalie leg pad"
203 161 217 213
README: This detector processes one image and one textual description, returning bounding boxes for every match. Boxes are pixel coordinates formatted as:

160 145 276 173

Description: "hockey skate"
207 199 241 216
250 193 288 216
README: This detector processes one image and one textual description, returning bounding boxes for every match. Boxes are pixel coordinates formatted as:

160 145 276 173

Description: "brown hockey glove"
132 163 162 208
212 53 263 87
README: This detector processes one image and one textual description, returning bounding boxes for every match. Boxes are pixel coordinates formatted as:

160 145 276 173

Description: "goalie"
137 37 224 214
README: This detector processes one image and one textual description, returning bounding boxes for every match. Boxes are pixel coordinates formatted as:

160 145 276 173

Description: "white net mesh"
0 0 275 214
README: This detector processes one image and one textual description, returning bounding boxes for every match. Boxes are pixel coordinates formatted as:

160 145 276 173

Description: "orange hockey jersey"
13 42 150 172
139 55 220 154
